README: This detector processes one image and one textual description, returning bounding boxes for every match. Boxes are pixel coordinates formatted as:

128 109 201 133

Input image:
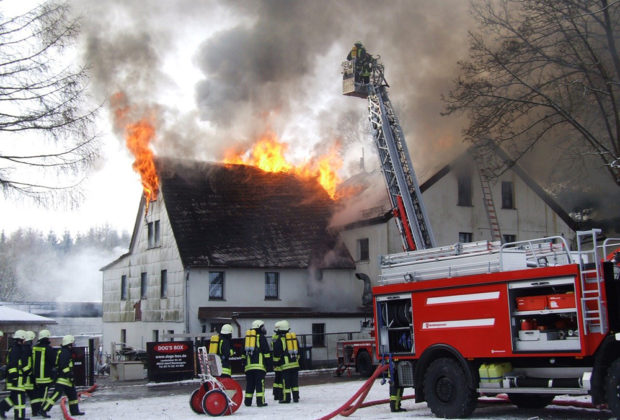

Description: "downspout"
185 268 190 334
231 312 242 338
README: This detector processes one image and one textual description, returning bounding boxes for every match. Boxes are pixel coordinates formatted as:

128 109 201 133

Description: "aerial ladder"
343 51 435 251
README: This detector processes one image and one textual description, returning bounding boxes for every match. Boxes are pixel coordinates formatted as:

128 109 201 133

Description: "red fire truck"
342 50 620 417
374 230 620 418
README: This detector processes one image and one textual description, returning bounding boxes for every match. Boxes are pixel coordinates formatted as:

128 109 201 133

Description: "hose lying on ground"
318 364 390 419
320 366 600 419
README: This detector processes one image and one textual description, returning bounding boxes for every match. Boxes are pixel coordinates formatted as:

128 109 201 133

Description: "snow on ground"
44 378 615 420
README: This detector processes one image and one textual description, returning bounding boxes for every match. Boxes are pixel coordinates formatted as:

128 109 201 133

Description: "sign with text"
147 341 194 382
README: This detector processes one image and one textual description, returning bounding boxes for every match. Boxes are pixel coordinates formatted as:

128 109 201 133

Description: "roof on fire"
147 158 354 269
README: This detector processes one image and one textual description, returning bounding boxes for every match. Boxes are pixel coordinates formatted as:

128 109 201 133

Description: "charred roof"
156 158 354 270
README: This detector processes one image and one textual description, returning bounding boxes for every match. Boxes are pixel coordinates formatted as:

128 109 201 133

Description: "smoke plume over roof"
77 0 472 177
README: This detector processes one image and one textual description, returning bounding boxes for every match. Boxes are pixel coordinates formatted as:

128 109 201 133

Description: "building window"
459 232 473 243
120 329 127 348
160 270 168 298
209 271 224 300
152 330 159 342
312 323 325 348
121 275 127 301
503 234 516 244
147 220 161 248
140 272 147 299
501 181 515 209
265 272 279 300
167 330 174 341
457 173 472 206
357 238 369 261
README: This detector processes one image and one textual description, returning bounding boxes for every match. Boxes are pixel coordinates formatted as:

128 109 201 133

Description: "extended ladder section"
379 234 575 284
358 58 435 251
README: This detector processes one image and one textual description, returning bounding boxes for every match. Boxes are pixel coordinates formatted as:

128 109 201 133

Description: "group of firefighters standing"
212 319 300 408
0 330 83 420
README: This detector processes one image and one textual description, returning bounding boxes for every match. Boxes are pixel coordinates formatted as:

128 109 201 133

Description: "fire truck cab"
373 229 620 418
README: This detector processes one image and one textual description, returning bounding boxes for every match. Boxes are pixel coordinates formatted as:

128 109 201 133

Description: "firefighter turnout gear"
23 332 35 416
271 322 283 401
0 330 30 419
218 324 235 377
244 321 272 407
41 336 84 417
31 332 58 417
273 321 300 404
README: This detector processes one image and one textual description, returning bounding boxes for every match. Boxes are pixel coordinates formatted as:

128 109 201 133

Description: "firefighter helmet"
279 320 290 332
62 335 75 346
13 330 26 340
251 320 264 329
274 320 283 332
25 331 35 342
0 330 3 337
38 330 51 340
220 324 233 335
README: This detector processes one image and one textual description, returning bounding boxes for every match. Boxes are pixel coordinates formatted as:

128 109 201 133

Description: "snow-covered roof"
0 306 56 324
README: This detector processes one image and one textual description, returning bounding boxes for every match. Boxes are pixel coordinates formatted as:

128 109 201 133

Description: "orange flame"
111 92 160 208
223 131 343 199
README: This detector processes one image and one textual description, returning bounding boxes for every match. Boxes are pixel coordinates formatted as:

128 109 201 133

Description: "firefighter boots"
69 405 85 416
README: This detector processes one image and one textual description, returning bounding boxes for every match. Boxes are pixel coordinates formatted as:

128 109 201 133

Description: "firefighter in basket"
0 330 30 420
41 335 85 417
243 320 272 407
31 330 56 418
214 324 235 378
273 320 300 403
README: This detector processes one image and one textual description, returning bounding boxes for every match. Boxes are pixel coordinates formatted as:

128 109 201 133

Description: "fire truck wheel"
423 357 476 418
356 351 373 377
507 393 555 409
202 389 229 416
605 358 620 417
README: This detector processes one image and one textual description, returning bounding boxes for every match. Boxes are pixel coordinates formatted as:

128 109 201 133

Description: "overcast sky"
0 0 473 236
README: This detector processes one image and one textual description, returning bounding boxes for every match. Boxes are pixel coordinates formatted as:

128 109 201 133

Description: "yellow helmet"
62 335 75 346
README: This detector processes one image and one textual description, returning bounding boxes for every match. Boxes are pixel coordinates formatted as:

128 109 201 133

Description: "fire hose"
319 365 599 420
60 384 98 420
318 364 392 419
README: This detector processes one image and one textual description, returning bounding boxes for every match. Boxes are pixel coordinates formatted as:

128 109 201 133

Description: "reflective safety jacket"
32 338 57 385
217 335 235 376
55 346 74 387
273 333 299 371
5 343 28 391
243 329 271 372
23 342 34 391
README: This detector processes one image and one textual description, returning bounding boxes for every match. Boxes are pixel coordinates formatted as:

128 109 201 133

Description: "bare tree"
0 1 99 205
443 0 620 186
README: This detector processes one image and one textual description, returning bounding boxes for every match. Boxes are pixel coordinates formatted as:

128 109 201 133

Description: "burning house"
101 157 363 357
